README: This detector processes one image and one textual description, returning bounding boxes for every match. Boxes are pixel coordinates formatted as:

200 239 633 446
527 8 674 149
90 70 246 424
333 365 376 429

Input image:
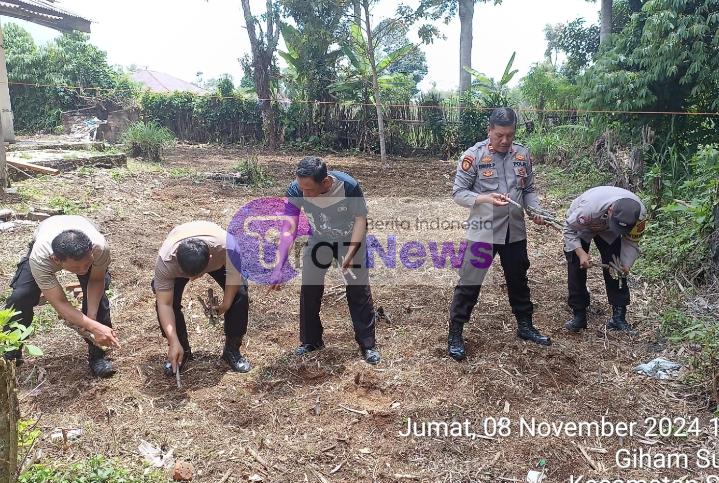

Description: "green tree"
374 19 428 93
3 24 137 132
544 1 637 79
279 0 348 102
580 0 719 146
240 0 281 149
413 0 502 95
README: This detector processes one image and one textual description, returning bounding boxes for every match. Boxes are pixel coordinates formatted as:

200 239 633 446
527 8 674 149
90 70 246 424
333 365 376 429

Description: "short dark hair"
489 107 517 129
51 230 93 261
296 156 327 183
177 238 210 276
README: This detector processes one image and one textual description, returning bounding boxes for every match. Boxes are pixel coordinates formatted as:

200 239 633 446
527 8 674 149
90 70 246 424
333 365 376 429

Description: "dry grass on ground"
0 144 714 482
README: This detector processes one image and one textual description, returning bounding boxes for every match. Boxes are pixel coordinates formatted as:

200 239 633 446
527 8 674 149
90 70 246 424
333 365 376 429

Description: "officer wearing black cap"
563 186 647 332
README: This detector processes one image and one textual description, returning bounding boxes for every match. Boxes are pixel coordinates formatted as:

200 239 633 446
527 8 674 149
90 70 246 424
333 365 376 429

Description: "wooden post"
0 19 16 144
0 358 18 483
0 97 6 192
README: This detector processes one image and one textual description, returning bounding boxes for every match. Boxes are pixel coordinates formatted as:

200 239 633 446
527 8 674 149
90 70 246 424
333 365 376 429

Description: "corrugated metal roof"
131 70 208 95
0 0 91 32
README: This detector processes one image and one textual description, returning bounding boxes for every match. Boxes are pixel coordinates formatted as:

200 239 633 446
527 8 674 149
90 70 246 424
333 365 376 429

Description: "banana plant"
329 23 414 103
279 22 342 101
462 51 518 105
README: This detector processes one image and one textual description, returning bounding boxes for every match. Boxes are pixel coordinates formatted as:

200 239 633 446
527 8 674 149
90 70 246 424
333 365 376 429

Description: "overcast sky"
2 0 599 91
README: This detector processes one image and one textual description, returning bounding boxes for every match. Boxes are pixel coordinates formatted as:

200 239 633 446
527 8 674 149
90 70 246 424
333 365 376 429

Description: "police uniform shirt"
563 186 648 268
154 221 243 291
286 171 369 241
452 139 540 244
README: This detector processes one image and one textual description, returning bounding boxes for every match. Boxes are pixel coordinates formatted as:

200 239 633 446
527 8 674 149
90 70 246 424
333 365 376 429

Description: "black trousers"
300 237 376 350
565 236 630 310
152 267 249 351
450 238 534 325
4 243 112 333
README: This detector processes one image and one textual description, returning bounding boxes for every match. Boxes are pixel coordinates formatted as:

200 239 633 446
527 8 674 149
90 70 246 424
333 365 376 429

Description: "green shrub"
660 307 719 394
122 121 176 162
233 156 272 187
0 308 42 357
635 145 718 281
19 455 167 483
523 125 596 165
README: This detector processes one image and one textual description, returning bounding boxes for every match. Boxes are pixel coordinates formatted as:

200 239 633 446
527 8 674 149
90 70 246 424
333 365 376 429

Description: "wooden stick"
175 368 182 389
7 160 59 175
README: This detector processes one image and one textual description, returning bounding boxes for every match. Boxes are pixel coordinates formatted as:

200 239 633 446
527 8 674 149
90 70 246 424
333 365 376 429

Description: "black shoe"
606 305 635 332
447 320 466 361
564 309 588 332
88 344 115 378
4 348 24 367
295 342 325 355
222 336 251 373
361 346 381 365
163 349 194 377
517 318 552 346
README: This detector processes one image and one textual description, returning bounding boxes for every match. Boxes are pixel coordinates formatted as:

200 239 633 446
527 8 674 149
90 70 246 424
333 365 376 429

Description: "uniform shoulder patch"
461 154 474 172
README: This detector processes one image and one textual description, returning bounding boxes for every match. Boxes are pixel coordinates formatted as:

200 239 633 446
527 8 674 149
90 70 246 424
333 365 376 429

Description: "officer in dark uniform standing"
269 156 380 365
448 107 551 361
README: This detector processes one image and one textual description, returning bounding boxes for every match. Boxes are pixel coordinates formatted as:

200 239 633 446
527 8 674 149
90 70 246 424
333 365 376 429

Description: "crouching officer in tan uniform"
563 186 647 332
3 215 119 377
153 221 251 376
448 107 551 361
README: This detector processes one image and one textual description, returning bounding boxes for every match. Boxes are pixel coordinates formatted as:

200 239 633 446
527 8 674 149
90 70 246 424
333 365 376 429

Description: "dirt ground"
0 144 715 482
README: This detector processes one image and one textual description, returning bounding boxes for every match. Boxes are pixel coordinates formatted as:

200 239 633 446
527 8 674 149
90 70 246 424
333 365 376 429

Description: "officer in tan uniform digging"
563 186 647 332
448 107 551 361
3 215 119 377
153 221 251 376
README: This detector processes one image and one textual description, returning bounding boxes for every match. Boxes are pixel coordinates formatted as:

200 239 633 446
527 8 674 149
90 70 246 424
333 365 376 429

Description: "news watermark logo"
227 197 311 285
227 196 498 286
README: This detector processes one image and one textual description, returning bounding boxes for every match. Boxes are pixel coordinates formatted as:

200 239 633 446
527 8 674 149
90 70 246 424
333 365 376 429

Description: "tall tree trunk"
0 359 18 483
362 0 387 166
458 0 475 96
600 0 613 46
240 0 280 149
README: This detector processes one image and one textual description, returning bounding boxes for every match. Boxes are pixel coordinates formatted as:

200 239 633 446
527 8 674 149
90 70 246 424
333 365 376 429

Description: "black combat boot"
88 343 115 378
606 305 634 332
361 346 381 365
222 336 251 373
564 309 588 332
163 347 194 377
295 342 325 355
447 320 466 361
517 318 552 346
4 348 23 367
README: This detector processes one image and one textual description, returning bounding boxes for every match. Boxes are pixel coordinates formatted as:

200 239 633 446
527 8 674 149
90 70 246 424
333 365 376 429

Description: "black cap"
609 198 641 235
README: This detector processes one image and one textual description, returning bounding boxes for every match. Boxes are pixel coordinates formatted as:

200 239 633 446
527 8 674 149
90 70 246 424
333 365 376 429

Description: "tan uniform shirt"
154 221 242 291
29 215 110 290
563 186 648 268
453 139 540 244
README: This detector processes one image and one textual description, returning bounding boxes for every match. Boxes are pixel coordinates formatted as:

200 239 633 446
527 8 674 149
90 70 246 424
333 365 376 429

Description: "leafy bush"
635 145 719 281
522 125 598 164
233 156 272 187
4 24 138 133
141 91 263 144
661 307 719 398
0 308 42 357
122 122 176 162
19 456 167 483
